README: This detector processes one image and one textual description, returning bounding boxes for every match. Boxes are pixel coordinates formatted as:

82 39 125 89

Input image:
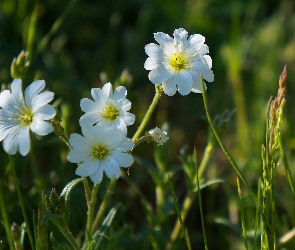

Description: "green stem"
0 179 15 249
195 149 208 250
90 178 117 234
237 178 248 250
58 134 71 149
195 132 215 182
167 178 193 250
132 84 163 143
254 178 261 250
82 178 91 203
86 184 100 232
26 0 38 60
200 76 257 203
167 193 195 249
57 225 80 250
9 155 35 249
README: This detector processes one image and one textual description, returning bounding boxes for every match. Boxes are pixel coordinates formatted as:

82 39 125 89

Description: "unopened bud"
11 51 29 79
145 127 169 146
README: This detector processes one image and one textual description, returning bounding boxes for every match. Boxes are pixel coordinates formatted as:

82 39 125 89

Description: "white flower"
0 79 56 156
144 28 214 96
67 123 134 184
146 127 169 146
79 82 135 131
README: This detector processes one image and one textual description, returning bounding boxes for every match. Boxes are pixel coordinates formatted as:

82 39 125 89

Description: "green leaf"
192 179 224 193
60 178 84 202
41 213 59 224
50 232 70 250
92 203 122 248
85 230 95 250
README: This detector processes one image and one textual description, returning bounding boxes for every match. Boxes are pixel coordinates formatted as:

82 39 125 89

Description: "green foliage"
1 0 295 249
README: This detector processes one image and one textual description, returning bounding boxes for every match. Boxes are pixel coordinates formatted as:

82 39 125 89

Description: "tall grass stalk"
254 178 261 250
167 136 215 248
260 66 287 250
237 178 248 250
200 75 257 203
167 176 192 250
195 149 208 250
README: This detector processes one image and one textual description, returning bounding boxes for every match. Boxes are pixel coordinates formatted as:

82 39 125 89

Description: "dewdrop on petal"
146 127 169 146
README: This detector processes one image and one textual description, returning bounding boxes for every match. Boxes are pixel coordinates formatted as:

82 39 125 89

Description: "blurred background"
1 0 295 249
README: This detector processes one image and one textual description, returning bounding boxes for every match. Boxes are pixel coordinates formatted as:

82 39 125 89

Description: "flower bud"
10 51 30 79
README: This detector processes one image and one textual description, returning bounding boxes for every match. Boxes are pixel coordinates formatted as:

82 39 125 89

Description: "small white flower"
67 123 134 184
146 127 169 146
0 79 56 156
79 82 135 131
144 28 214 96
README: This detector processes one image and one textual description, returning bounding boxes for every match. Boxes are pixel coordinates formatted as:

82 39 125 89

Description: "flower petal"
191 71 202 93
30 119 53 136
173 28 188 48
11 79 24 100
102 82 113 98
191 59 214 82
68 133 90 151
162 78 177 96
112 152 134 168
31 91 54 112
80 98 97 113
24 80 45 107
75 159 99 177
18 128 31 156
148 65 173 84
34 105 56 120
89 167 103 184
120 99 131 111
3 134 18 155
116 137 134 151
79 113 102 127
175 71 193 96
91 88 106 102
113 86 127 101
145 43 164 60
144 57 160 70
186 34 205 53
102 158 120 179
123 112 135 126
154 32 174 47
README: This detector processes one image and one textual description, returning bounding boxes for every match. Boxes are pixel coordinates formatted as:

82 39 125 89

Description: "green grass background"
1 0 295 249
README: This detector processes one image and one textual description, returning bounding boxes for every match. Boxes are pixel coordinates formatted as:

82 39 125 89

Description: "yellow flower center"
92 144 109 160
103 105 120 122
169 53 188 72
19 112 33 126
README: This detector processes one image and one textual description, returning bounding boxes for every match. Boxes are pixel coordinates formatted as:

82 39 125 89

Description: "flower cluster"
0 28 211 184
67 82 135 183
